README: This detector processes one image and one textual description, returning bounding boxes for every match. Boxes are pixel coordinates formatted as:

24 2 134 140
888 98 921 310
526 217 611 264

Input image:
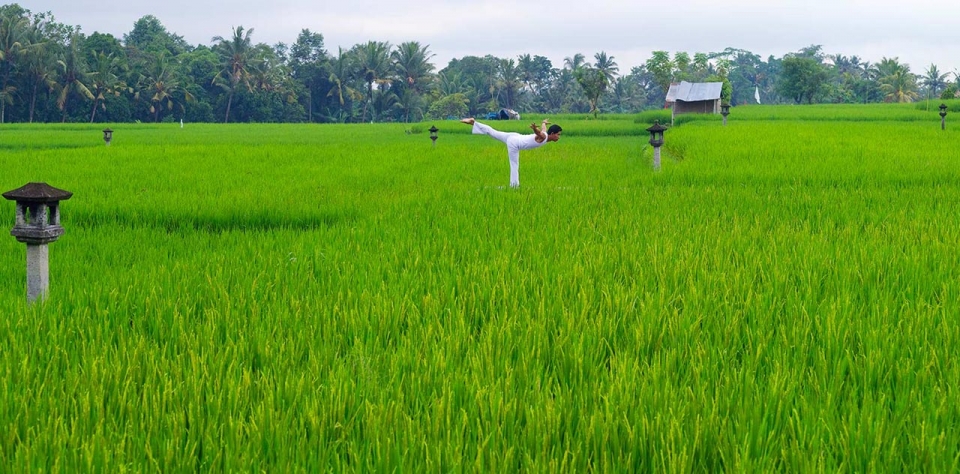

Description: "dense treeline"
1 4 958 123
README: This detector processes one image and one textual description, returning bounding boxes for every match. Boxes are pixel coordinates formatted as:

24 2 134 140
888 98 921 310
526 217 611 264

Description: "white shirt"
511 132 547 151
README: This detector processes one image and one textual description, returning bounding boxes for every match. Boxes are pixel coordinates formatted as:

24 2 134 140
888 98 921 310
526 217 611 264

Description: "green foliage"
122 15 189 56
0 4 956 124
645 50 675 94
778 55 829 104
426 92 468 119
574 67 607 118
942 85 959 100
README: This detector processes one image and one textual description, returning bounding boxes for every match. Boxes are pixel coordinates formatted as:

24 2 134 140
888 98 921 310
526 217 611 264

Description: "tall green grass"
1 107 959 471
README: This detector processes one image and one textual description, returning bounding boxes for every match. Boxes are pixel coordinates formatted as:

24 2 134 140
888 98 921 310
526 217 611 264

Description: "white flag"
754 86 761 104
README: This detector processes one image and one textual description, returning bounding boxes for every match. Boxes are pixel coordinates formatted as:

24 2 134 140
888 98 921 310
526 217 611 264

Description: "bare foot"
460 118 475 125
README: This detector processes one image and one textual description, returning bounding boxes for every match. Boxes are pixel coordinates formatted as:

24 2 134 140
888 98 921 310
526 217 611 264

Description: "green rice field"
1 101 959 471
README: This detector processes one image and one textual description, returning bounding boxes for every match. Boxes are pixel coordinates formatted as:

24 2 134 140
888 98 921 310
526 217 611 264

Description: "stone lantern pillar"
429 125 438 147
3 182 73 303
646 121 667 172
721 103 730 126
940 103 948 130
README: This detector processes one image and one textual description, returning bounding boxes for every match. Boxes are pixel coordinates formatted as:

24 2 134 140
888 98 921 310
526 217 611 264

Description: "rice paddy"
1 102 959 471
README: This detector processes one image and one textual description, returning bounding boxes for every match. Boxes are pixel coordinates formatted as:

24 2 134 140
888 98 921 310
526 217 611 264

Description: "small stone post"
429 125 438 147
3 183 73 304
940 103 948 130
721 103 730 126
103 128 113 146
646 121 667 172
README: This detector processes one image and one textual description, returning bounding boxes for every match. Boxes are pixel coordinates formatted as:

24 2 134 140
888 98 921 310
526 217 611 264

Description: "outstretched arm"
530 122 546 142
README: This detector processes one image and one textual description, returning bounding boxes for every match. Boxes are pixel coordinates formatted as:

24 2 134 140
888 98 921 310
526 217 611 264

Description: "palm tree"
922 64 950 99
391 41 434 123
137 53 194 122
391 41 434 93
437 70 468 96
20 39 55 123
828 54 856 75
574 67 607 117
55 33 94 122
249 43 285 93
371 88 399 121
517 54 536 95
593 51 619 84
878 60 919 103
87 51 128 122
394 87 423 122
354 40 392 122
496 58 522 109
871 57 902 81
564 53 586 71
608 76 640 113
16 18 55 123
326 47 360 122
0 13 31 122
212 26 256 123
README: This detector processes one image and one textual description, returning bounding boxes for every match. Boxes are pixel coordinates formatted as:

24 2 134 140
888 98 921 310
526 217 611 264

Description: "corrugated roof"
665 83 680 102
667 81 722 102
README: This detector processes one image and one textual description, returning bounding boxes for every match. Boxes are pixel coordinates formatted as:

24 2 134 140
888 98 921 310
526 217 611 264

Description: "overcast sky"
26 0 960 77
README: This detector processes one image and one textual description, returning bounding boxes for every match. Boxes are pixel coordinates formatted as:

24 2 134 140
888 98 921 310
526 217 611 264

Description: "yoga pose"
461 117 562 188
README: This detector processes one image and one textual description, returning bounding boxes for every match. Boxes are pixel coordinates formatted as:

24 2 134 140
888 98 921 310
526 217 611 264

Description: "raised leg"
471 121 513 144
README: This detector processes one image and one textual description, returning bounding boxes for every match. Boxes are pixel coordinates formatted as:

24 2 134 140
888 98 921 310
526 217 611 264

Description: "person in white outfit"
461 117 562 188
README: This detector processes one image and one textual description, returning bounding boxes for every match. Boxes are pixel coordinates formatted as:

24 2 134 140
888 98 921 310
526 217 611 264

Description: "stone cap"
3 182 73 203
646 121 668 133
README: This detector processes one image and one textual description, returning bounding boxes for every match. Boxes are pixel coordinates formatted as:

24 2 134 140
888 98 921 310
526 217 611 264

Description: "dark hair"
547 124 562 135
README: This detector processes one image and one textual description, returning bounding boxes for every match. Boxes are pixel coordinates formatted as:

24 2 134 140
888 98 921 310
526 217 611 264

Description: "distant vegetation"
1 3 958 124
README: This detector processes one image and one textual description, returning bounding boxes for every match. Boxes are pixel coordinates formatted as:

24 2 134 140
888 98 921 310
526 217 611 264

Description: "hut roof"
666 81 723 102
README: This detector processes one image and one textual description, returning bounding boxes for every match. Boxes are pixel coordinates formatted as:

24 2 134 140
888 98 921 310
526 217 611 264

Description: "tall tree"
877 59 918 103
574 66 607 117
778 54 829 104
691 53 710 81
391 41 434 122
645 51 675 95
55 32 93 122
325 47 360 122
137 52 194 122
673 51 690 82
391 41 434 93
212 26 256 123
0 12 31 122
496 58 522 109
289 29 327 122
516 54 551 95
178 45 219 122
563 53 586 71
354 40 391 122
436 70 468 96
20 29 55 123
123 15 188 56
594 51 619 84
922 64 950 99
87 51 127 122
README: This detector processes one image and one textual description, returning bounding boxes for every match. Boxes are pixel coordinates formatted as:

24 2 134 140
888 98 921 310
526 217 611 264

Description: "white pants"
473 121 521 187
